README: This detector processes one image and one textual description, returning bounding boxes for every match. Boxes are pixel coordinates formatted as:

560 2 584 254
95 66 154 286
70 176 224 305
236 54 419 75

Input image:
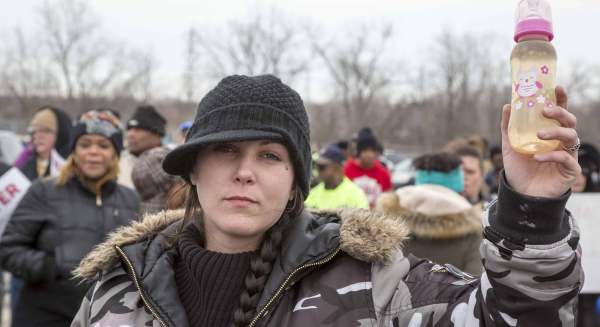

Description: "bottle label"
512 65 555 111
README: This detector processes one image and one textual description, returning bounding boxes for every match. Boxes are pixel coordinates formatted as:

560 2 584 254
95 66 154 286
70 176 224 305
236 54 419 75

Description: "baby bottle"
509 0 560 154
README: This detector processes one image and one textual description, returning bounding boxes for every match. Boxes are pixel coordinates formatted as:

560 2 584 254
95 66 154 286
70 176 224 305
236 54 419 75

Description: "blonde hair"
57 153 119 195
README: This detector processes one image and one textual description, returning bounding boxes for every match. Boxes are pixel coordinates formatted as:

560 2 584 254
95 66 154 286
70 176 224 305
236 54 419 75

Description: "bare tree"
193 7 309 83
562 61 600 107
310 23 398 135
430 30 475 140
427 30 510 145
35 0 155 100
111 49 156 101
39 0 100 99
182 28 201 102
0 28 60 112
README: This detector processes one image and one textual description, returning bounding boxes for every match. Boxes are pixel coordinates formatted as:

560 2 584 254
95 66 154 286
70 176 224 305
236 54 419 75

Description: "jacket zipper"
115 245 169 327
248 246 341 327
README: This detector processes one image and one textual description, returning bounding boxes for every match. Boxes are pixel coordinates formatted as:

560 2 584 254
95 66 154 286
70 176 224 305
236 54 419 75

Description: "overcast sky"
0 0 597 100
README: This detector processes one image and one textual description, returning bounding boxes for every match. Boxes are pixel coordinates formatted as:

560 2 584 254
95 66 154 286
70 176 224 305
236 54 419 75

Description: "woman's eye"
214 144 235 153
99 143 112 149
262 152 281 161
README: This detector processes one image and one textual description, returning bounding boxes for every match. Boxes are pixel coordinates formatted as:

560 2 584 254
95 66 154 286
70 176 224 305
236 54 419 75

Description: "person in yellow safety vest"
305 144 368 210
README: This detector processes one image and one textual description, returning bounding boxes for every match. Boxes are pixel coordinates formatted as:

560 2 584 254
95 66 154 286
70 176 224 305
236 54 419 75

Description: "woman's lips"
224 196 258 206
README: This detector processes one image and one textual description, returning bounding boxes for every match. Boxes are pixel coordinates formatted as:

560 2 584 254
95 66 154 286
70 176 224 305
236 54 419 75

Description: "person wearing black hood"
13 106 73 181
8 105 73 316
0 110 140 327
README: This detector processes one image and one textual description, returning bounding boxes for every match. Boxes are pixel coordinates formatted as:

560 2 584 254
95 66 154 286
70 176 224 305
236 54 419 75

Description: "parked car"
391 158 415 189
0 130 24 164
380 151 405 169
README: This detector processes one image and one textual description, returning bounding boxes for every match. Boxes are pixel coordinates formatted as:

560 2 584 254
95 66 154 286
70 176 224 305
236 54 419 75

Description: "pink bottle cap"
514 0 554 42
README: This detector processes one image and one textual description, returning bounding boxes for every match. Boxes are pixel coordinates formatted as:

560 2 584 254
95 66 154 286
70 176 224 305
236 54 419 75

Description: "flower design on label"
527 100 535 108
515 101 523 111
545 101 554 108
540 65 550 75
536 95 546 104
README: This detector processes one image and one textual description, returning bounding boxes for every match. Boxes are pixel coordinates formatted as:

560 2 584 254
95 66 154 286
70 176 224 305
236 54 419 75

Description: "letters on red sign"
0 183 21 206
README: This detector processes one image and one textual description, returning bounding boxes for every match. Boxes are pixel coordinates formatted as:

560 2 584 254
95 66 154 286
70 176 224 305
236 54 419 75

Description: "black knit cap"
356 136 380 155
162 75 312 196
355 127 384 154
126 105 166 137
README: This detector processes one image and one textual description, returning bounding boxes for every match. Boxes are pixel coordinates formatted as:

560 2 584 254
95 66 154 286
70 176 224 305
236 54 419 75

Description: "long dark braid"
231 185 304 327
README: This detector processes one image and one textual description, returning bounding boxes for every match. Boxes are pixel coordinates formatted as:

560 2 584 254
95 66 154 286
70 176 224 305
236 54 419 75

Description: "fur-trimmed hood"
376 184 482 239
74 208 409 281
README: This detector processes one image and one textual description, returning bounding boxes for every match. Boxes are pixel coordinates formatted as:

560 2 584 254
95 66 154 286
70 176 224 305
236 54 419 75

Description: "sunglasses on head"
27 126 56 135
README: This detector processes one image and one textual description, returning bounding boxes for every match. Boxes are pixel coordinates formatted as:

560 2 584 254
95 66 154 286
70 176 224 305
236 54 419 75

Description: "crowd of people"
0 74 597 326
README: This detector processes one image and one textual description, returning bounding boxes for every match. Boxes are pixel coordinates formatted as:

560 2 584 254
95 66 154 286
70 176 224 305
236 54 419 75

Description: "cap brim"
162 129 282 177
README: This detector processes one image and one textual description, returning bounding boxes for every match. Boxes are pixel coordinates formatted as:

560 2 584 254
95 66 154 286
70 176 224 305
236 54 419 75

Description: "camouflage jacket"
71 178 582 327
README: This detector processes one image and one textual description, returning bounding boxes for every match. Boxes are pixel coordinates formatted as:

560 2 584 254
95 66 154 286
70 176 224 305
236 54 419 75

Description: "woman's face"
30 126 57 158
73 135 116 180
191 140 295 252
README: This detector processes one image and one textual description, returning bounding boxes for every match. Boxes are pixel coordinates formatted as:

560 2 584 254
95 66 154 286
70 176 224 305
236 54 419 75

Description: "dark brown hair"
453 144 482 161
452 145 484 173
412 152 462 173
166 180 188 210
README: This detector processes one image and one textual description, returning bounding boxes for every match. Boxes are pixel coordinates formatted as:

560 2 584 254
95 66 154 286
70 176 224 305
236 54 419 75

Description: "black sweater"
175 224 253 326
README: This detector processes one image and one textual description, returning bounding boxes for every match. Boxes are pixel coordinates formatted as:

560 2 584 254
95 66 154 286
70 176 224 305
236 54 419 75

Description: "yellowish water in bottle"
509 38 560 155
